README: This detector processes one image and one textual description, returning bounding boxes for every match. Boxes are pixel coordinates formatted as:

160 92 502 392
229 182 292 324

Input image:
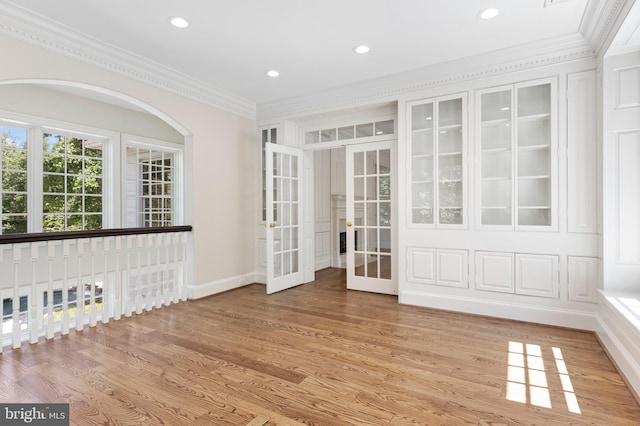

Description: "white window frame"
121 134 184 228
0 110 184 234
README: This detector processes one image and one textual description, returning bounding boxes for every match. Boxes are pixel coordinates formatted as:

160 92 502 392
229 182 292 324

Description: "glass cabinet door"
516 83 552 227
477 78 556 230
409 94 466 227
410 101 435 224
438 98 464 225
479 88 513 226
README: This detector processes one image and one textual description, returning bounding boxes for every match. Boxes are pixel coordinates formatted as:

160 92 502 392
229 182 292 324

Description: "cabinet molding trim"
400 289 597 331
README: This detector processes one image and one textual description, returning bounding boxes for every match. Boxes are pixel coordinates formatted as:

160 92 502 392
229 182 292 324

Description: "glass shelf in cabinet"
481 176 511 181
412 127 434 134
481 118 511 127
518 205 551 209
517 175 550 180
517 112 550 122
481 147 511 153
438 151 463 157
517 143 550 151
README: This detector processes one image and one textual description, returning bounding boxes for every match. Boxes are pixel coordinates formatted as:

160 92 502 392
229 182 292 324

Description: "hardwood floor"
1 267 639 425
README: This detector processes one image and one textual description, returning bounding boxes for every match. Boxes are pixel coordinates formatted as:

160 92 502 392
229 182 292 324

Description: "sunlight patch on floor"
507 341 580 414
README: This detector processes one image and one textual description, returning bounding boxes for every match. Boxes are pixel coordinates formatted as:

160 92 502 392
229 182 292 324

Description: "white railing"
0 226 191 351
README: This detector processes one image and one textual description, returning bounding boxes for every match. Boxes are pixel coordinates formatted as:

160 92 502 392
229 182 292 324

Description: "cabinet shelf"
482 206 511 209
440 206 463 209
518 206 551 209
412 154 433 159
439 178 462 183
482 147 511 154
518 175 550 180
481 118 511 127
440 123 462 132
412 128 434 134
518 143 551 151
482 176 511 181
439 151 462 157
518 112 550 122
412 179 434 184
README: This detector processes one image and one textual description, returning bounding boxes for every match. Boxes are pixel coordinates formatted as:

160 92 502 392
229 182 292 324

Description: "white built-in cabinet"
476 251 559 298
408 94 467 227
476 78 557 230
406 247 468 288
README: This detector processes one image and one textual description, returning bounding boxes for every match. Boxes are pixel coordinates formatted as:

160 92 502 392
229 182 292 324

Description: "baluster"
172 233 180 304
136 235 143 315
102 237 110 324
115 236 123 320
12 244 23 349
146 234 153 312
29 243 39 344
76 239 85 332
125 235 134 317
89 238 97 327
46 241 56 339
156 234 164 309
62 240 70 336
0 247 4 353
181 232 188 302
163 234 171 307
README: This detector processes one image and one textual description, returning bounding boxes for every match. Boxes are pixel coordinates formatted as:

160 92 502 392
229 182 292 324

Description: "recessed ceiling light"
266 70 280 78
479 8 500 20
170 17 189 28
353 45 370 54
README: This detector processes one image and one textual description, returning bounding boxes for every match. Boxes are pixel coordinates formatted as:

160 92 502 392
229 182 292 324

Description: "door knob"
269 223 276 228
347 221 353 227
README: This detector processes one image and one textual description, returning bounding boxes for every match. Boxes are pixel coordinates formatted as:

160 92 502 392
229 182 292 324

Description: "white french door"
265 143 304 294
346 141 397 294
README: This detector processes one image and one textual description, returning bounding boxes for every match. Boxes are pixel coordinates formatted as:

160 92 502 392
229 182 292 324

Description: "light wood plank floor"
1 268 639 425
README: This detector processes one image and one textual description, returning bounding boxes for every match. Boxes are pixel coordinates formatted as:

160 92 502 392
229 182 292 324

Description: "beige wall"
0 34 257 292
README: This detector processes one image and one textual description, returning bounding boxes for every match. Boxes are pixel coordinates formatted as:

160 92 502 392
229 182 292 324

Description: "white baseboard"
399 290 598 330
187 272 258 299
596 292 640 399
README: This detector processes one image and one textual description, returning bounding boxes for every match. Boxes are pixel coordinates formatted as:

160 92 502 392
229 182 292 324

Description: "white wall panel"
406 247 435 284
615 131 640 264
475 251 514 293
567 70 597 233
515 254 559 298
615 66 640 108
437 249 468 288
568 256 599 303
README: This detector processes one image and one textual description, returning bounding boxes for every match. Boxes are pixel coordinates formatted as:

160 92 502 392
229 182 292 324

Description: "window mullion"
29 126 44 233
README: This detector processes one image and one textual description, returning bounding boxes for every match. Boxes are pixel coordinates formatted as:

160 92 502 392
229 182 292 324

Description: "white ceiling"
4 0 593 106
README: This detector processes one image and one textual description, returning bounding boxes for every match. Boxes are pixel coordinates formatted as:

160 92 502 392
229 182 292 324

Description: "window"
0 115 183 234
125 144 177 227
42 132 104 231
1 125 28 234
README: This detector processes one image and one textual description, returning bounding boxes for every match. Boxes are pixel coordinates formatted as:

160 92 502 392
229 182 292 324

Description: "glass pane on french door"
346 141 396 295
266 143 303 294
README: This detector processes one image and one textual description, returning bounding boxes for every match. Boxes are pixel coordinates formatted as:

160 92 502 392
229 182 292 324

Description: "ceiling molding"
257 33 595 121
0 2 256 120
580 0 634 58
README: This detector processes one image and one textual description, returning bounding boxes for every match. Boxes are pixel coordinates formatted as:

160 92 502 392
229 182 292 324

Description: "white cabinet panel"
407 248 436 284
615 130 640 264
568 256 599 303
515 254 559 298
407 247 468 288
475 251 514 293
568 71 597 233
615 66 640 108
437 249 468 288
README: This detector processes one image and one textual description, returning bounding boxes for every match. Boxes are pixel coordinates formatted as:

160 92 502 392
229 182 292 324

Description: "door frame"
302 139 397 294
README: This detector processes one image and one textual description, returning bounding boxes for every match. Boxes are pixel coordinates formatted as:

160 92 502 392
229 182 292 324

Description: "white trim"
0 3 256 119
399 289 598 331
596 291 640 398
187 272 257 299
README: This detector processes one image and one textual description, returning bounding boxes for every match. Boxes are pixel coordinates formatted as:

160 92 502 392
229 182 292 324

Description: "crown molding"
580 0 634 59
257 33 595 121
0 1 256 120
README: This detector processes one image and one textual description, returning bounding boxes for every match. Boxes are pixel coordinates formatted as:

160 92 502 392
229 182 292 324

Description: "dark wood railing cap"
0 226 193 245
